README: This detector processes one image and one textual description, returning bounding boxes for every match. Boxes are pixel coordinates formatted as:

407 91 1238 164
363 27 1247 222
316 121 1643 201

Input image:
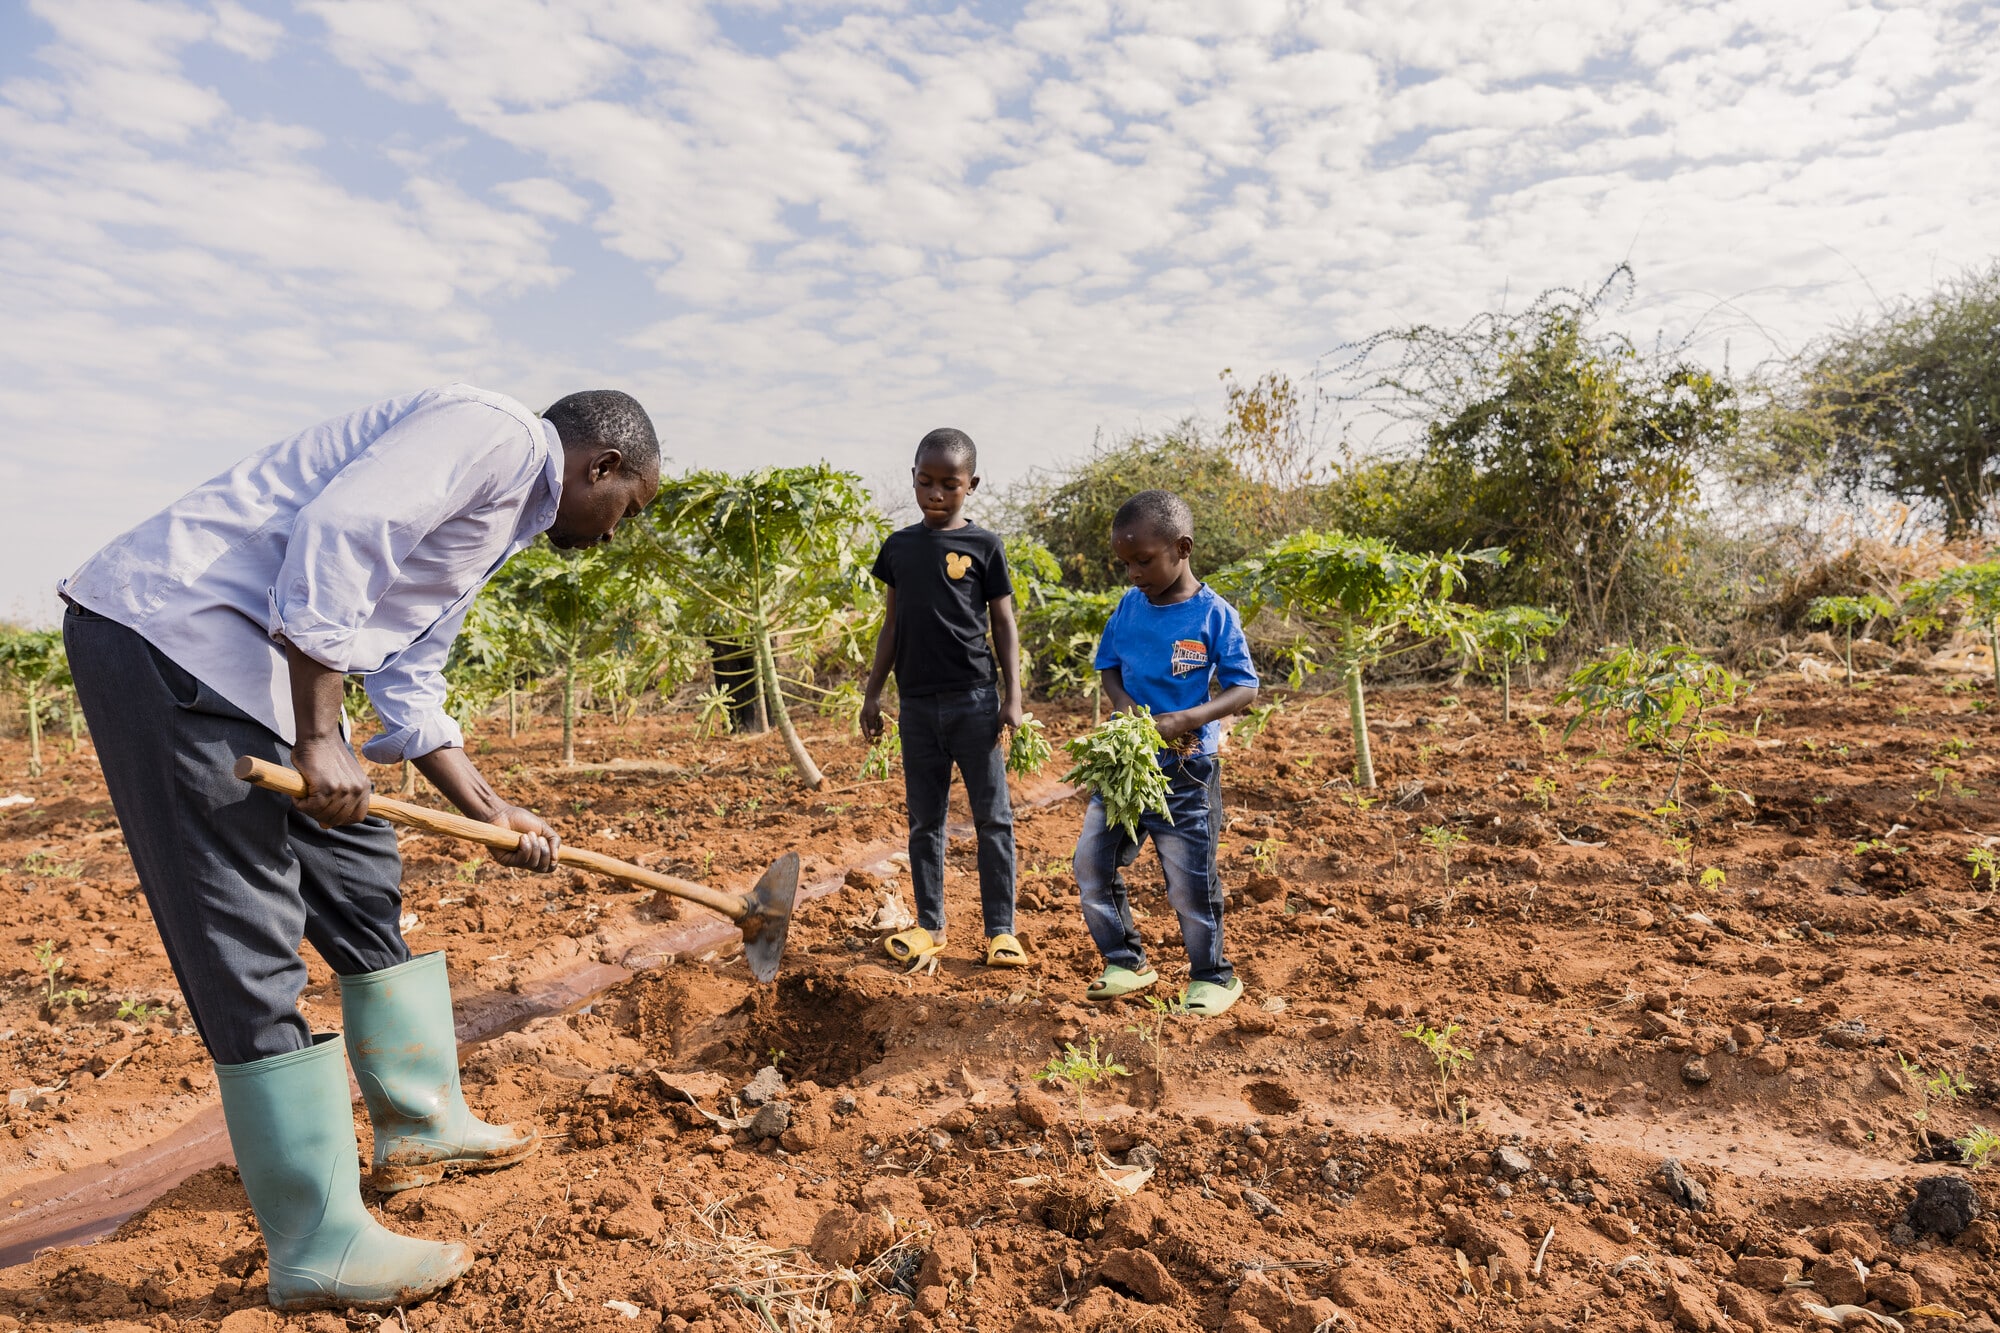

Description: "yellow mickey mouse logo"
945 552 972 580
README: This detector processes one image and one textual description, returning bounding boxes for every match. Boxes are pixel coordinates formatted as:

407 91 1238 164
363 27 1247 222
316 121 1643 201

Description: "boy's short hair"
915 427 977 474
1114 489 1194 543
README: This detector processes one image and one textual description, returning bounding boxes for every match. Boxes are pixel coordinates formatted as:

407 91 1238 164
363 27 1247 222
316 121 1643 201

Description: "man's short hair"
915 427 977 474
544 390 660 476
1114 489 1194 542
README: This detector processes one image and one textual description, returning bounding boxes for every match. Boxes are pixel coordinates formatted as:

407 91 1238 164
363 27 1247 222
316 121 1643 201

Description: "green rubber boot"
215 1035 473 1311
340 951 538 1192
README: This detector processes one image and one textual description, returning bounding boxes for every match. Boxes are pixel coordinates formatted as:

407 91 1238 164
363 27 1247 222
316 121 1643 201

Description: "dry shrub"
1752 505 1989 636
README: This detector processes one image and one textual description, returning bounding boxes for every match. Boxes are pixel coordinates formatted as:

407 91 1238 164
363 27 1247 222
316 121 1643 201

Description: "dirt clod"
1098 1247 1183 1304
1908 1174 1982 1238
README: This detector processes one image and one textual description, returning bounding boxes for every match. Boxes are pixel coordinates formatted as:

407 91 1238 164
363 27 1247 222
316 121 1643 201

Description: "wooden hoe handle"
234 755 748 922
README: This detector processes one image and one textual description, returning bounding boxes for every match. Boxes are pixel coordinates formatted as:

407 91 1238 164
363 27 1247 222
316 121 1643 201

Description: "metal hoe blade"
737 852 800 983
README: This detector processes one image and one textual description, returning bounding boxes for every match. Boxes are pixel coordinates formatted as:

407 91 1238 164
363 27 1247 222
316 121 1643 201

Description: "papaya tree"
1463 605 1565 721
468 543 669 765
1556 645 1738 803
1217 532 1503 787
638 466 885 789
0 628 71 778
1009 536 1119 722
1806 594 1894 686
1902 561 2000 694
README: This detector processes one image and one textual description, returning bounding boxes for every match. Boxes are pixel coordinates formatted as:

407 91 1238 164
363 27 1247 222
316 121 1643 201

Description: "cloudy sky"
2 0 1996 621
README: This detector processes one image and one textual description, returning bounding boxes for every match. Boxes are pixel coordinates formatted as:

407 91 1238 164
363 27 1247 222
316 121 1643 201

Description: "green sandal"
1085 965 1158 1002
1181 977 1244 1017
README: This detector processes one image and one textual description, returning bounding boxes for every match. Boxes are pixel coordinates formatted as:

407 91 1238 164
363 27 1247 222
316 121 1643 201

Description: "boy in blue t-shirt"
1073 489 1259 1016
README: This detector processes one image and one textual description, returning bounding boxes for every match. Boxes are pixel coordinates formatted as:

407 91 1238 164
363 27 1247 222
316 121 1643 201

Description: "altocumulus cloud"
1 0 1996 617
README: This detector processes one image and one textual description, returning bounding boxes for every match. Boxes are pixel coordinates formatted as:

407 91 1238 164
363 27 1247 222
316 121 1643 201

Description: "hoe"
234 756 800 982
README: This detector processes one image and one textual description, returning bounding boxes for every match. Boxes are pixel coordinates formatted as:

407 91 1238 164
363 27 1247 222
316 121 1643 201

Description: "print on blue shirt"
1093 585 1258 756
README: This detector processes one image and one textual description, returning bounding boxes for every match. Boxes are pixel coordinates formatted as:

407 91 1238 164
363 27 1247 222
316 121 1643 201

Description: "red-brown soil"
3 672 1999 1333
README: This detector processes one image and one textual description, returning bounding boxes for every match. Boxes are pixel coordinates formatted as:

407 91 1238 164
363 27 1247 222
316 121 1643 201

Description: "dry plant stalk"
664 1198 933 1332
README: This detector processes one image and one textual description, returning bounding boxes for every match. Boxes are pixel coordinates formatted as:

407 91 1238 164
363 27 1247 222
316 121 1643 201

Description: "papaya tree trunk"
507 684 517 739
562 657 577 766
1345 665 1376 789
1844 625 1855 687
1501 658 1512 724
755 625 823 788
1989 622 1999 697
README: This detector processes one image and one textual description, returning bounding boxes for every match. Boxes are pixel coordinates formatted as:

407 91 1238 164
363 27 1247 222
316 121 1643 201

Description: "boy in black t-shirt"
861 429 1027 973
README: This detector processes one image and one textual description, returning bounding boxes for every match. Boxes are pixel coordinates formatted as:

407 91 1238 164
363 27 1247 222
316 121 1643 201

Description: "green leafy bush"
1062 710 1173 839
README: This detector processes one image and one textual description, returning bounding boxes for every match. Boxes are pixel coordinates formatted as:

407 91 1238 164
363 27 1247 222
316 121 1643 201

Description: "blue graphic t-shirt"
1092 585 1258 756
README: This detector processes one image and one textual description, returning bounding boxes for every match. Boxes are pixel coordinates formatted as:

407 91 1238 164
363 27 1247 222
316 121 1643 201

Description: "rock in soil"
1492 1145 1532 1179
740 1064 786 1106
1658 1156 1709 1211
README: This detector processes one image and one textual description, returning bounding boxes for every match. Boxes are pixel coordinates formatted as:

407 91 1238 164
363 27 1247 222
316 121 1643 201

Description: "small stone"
1492 1146 1533 1179
740 1066 787 1106
1658 1157 1708 1211
1681 1058 1711 1086
1240 1188 1283 1218
1642 1011 1687 1039
1907 1174 1981 1238
749 1101 792 1140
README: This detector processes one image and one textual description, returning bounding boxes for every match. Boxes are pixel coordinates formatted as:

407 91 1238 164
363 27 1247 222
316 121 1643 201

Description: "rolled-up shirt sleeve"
267 397 516 673
359 600 470 763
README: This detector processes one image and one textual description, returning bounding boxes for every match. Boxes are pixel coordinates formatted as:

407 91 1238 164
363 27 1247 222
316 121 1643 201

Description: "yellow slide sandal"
984 933 1029 968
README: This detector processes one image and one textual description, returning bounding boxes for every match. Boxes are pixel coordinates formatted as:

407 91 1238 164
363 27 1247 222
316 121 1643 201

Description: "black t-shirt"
870 521 1013 697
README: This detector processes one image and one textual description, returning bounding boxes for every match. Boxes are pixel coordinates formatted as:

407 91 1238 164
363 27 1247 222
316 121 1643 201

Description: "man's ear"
1177 535 1194 560
591 448 623 482
967 474 982 494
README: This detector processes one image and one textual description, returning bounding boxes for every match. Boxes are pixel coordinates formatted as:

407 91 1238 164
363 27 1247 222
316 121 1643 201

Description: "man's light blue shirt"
62 384 562 763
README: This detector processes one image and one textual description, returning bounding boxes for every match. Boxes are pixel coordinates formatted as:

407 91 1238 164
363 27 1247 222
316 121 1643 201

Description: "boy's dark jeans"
1073 752 1232 986
900 684 1015 937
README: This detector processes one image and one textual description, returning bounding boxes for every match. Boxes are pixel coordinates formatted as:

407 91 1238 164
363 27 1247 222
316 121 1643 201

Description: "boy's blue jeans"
901 684 1016 937
1073 752 1233 986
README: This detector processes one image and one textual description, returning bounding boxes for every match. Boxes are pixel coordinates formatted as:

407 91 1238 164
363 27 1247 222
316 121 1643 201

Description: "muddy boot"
339 951 538 1192
216 1035 472 1311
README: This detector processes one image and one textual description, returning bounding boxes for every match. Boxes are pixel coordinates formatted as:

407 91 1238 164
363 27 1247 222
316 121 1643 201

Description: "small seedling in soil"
1404 1021 1473 1119
116 999 153 1023
33 940 89 1016
1007 715 1053 776
1062 710 1174 840
1248 836 1284 874
1527 776 1558 811
1418 825 1466 888
1967 848 1998 893
22 850 83 878
1035 1035 1131 1115
1124 995 1175 1085
457 856 484 883
861 721 900 781
1901 1055 1973 1154
1853 838 1908 858
1697 867 1726 891
1958 1125 2000 1170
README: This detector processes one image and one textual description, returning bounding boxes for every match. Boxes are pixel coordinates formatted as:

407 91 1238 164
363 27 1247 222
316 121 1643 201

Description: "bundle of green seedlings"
1062 708 1174 839
1007 714 1053 776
